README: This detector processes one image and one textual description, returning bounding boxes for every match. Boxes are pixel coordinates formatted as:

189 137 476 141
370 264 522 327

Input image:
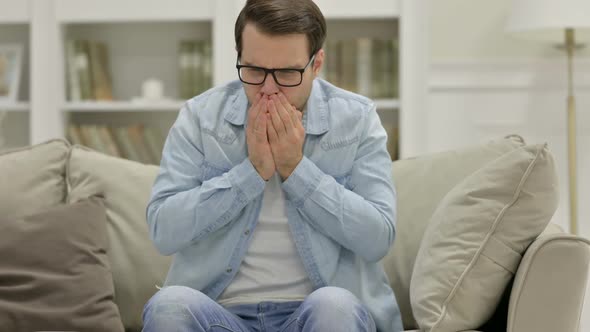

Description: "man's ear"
313 48 325 77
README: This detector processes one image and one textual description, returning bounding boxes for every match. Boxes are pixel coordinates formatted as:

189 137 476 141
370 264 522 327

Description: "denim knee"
148 285 209 307
299 287 376 332
142 285 211 331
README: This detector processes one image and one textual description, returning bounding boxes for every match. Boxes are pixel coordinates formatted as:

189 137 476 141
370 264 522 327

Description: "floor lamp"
506 0 590 235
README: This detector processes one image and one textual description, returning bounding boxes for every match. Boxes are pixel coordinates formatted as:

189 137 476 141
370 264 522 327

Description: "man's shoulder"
187 80 242 109
183 80 243 121
315 79 375 113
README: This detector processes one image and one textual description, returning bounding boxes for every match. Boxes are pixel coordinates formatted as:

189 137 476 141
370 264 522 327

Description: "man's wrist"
278 157 302 180
278 168 293 181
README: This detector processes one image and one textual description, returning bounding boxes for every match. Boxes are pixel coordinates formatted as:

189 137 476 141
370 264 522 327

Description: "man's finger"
290 104 300 126
266 113 279 144
254 99 268 139
254 107 271 143
247 93 263 129
272 94 294 133
268 99 286 135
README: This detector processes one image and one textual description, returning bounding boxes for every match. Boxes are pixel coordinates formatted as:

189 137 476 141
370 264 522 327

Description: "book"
201 39 212 93
143 126 164 165
67 124 85 145
356 38 372 97
191 40 203 96
112 126 141 162
73 40 94 100
79 125 109 154
127 124 153 164
97 125 121 157
65 40 81 101
88 41 113 101
384 125 399 160
340 39 357 92
178 40 194 99
325 39 341 87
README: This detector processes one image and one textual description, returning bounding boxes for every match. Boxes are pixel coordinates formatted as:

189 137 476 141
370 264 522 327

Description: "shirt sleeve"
282 104 396 262
146 101 266 256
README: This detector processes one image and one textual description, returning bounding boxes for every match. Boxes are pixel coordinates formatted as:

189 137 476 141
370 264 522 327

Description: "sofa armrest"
507 223 590 332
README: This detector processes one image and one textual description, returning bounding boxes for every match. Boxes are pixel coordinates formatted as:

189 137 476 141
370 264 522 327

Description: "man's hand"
246 93 276 181
266 92 305 180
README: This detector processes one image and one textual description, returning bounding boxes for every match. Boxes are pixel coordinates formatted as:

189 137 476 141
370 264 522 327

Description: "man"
142 0 402 331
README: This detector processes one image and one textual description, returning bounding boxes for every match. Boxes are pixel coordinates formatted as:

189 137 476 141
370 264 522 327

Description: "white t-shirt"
217 173 314 306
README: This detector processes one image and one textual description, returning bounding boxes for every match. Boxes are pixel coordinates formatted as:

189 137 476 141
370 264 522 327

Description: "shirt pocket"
312 134 358 181
320 135 359 151
200 123 242 173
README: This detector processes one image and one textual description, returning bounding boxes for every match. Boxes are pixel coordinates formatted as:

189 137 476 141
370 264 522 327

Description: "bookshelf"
3 0 429 161
319 17 400 158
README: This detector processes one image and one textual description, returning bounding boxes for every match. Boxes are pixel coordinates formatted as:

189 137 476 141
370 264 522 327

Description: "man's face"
239 23 324 111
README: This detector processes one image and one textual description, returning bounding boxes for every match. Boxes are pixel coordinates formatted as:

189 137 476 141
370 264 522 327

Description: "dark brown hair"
235 0 327 57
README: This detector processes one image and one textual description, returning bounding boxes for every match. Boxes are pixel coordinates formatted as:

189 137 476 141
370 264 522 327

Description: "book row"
67 124 165 165
322 38 398 99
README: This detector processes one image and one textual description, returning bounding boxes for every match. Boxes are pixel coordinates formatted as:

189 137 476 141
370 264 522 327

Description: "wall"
428 0 590 330
430 0 590 59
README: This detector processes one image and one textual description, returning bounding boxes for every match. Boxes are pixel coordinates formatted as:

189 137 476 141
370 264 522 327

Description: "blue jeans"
142 286 377 332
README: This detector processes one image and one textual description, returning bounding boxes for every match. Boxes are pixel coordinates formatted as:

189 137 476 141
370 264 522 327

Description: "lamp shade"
506 0 590 42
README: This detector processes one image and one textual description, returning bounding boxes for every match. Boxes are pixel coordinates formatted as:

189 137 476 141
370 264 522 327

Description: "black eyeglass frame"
236 54 317 87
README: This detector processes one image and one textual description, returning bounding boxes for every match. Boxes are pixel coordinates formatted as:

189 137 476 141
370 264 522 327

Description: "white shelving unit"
2 0 429 159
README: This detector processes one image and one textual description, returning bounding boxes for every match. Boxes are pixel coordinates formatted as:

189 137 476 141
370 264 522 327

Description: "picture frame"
0 44 23 102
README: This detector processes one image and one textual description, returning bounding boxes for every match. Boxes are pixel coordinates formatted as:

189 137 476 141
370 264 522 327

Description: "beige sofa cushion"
382 136 525 329
410 144 559 331
0 198 124 332
66 146 172 331
0 139 69 218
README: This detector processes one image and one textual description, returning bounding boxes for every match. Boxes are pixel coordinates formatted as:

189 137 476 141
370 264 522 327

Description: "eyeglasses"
236 54 316 87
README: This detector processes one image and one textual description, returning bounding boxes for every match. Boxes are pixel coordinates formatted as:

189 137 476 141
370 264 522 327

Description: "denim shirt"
146 79 403 332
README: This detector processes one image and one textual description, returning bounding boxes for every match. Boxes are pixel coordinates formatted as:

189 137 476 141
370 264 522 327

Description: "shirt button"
244 229 250 235
226 268 233 273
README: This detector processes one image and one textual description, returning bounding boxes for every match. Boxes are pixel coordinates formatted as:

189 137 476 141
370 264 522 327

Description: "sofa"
0 135 588 332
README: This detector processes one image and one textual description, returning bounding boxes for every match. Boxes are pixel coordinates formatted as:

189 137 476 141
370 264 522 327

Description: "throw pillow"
382 135 526 328
66 145 172 331
410 143 559 331
0 198 124 332
0 139 69 219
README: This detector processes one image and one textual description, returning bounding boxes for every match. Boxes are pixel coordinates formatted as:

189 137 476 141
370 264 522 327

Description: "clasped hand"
246 92 305 181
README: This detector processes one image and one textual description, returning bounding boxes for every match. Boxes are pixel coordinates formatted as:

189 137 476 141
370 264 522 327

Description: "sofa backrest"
66 145 171 331
381 136 527 329
0 139 70 218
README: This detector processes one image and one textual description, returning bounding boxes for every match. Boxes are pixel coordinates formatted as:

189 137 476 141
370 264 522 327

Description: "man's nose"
260 74 280 95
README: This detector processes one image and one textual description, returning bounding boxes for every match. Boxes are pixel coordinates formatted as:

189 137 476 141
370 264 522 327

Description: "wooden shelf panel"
375 99 400 109
0 102 30 112
55 0 214 23
63 101 185 112
316 0 399 19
